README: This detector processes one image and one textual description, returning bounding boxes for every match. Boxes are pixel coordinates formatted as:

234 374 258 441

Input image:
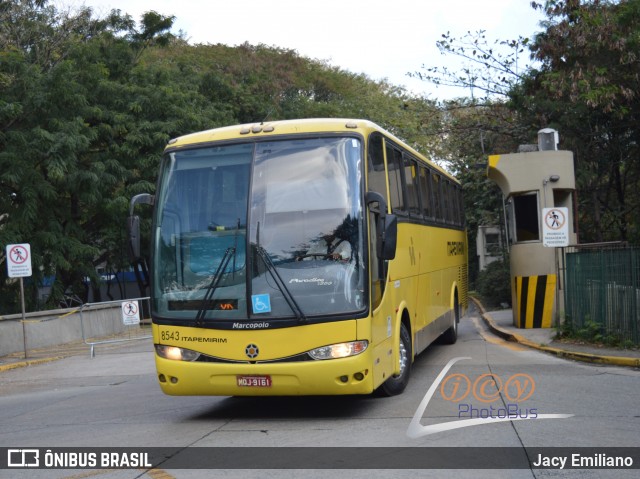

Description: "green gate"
564 245 639 346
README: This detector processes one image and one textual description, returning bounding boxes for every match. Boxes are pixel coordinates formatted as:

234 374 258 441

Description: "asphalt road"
0 302 638 479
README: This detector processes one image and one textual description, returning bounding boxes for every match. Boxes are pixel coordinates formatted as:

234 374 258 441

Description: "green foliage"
417 0 640 249
0 0 441 313
559 316 637 349
0 1 188 310
474 259 511 308
517 0 640 244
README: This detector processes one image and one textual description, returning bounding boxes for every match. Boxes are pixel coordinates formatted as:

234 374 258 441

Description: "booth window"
510 192 540 242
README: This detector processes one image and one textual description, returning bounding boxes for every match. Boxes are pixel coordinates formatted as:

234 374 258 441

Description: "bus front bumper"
154 352 375 396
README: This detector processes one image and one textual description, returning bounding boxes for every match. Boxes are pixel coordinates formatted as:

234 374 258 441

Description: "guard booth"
487 129 577 328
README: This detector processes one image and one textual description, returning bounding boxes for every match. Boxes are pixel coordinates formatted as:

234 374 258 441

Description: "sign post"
121 300 141 326
6 244 33 359
542 208 569 248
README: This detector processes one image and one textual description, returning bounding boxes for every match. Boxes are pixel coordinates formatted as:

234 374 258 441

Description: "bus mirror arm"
366 191 387 216
127 194 155 261
366 191 397 261
129 193 155 216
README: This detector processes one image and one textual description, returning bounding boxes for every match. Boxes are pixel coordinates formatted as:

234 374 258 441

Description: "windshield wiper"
195 219 243 326
195 246 236 326
253 243 307 323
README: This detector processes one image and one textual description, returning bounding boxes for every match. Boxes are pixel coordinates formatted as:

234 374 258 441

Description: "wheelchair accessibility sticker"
251 294 271 314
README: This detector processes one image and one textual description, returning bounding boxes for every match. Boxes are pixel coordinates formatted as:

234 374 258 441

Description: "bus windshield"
153 136 366 324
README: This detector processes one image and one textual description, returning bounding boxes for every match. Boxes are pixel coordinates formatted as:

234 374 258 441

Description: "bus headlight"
155 344 201 361
308 340 368 360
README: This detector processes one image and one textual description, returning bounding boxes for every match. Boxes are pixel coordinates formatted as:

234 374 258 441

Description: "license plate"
236 375 272 387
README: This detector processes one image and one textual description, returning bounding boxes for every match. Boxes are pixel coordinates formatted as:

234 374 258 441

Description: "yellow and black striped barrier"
514 274 556 328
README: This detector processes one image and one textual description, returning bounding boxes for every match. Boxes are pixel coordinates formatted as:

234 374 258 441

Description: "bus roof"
165 118 457 182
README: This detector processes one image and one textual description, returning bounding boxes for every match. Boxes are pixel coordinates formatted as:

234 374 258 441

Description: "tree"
519 0 640 243
410 22 543 280
1 1 444 313
0 1 182 310
143 41 442 152
414 0 640 245
412 29 533 100
1 0 101 309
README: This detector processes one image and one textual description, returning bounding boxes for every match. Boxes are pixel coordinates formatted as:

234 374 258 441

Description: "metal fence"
563 244 639 345
79 297 152 357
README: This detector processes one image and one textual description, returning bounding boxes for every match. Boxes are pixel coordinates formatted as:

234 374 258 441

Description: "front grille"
195 351 313 364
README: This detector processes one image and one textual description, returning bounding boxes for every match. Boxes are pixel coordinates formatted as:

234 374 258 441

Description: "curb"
0 356 65 373
470 297 640 368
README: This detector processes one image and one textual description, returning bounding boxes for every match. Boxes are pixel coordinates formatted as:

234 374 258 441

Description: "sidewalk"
472 297 640 368
0 335 153 373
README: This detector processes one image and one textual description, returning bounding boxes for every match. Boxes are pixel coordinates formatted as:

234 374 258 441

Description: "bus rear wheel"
439 296 459 345
378 322 411 397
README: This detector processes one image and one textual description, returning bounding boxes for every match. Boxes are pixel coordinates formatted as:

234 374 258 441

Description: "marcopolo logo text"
232 322 270 329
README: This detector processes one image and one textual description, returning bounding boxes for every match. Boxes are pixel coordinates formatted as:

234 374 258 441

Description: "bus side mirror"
380 214 397 260
128 215 142 261
366 191 397 260
128 193 154 261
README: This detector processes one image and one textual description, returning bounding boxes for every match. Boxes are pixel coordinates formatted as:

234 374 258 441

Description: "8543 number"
160 330 179 341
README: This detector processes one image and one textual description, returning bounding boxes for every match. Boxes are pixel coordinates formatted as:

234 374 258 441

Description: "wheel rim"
454 300 459 333
397 335 408 377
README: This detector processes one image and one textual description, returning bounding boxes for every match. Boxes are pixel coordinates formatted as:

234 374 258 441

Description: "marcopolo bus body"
129 118 467 396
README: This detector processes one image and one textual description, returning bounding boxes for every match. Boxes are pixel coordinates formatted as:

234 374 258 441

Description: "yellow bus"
129 118 467 396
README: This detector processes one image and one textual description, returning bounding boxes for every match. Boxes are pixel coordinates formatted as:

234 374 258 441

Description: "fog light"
170 377 178 384
340 375 349 383
354 372 364 381
158 374 166 383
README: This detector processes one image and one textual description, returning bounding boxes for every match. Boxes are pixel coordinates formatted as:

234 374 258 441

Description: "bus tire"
378 322 412 396
439 298 459 345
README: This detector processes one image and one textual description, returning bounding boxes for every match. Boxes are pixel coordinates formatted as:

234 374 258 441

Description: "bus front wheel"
378 322 412 397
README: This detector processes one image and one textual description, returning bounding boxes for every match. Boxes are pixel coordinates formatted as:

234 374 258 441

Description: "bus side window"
419 167 433 219
442 179 452 224
454 185 464 226
368 134 387 309
432 172 442 222
451 185 464 226
367 134 387 199
386 144 406 215
404 155 421 217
